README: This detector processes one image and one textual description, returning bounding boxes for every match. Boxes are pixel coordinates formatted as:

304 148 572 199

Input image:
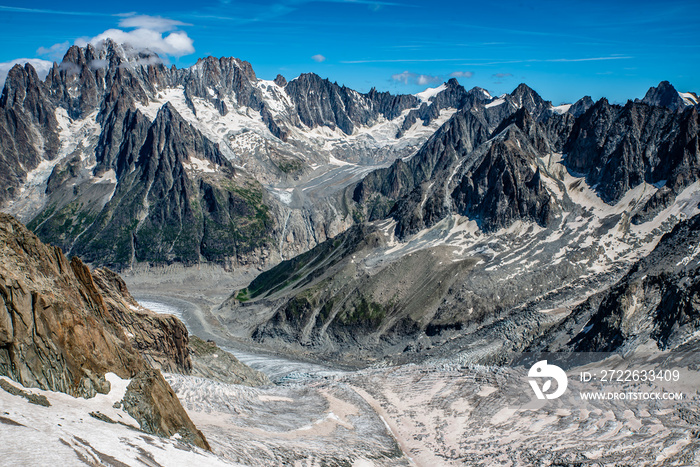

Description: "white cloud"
391 71 413 84
88 59 108 70
417 74 440 85
37 41 70 61
82 27 194 58
311 54 326 63
0 59 53 86
76 14 195 59
450 71 474 79
391 70 440 86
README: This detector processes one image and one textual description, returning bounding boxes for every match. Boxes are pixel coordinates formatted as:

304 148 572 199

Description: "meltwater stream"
135 297 342 382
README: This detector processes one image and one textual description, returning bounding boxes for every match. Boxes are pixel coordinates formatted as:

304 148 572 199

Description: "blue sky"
0 0 698 104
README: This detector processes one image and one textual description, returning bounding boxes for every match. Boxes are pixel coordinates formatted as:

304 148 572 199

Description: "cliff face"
565 100 700 205
0 212 144 397
0 64 59 206
0 212 208 449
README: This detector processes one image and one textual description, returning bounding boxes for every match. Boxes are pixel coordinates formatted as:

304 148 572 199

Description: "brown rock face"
0 212 144 397
121 369 210 451
0 212 208 450
92 268 192 373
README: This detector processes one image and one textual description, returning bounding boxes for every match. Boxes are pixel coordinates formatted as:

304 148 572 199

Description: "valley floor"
94 271 700 467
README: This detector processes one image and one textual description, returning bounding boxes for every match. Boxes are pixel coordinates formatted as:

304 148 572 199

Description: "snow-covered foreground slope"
4 342 698 466
0 374 235 467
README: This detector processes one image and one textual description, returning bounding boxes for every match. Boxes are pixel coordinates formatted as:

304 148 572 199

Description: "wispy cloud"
117 15 191 33
391 70 440 86
450 71 473 78
547 56 633 62
311 54 326 63
293 0 408 7
0 5 110 17
460 56 634 66
346 55 634 65
492 73 512 78
37 42 70 61
344 58 469 64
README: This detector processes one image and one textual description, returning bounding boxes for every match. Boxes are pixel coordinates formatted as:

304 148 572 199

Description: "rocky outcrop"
508 83 553 120
568 95 594 117
183 56 262 115
30 99 275 269
92 268 192 373
451 132 555 231
92 268 269 385
285 73 417 135
565 99 700 204
0 212 208 449
121 369 210 450
0 212 143 397
351 108 491 229
396 79 486 137
350 106 557 237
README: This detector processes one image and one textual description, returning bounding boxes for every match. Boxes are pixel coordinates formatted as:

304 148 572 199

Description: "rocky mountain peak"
61 44 91 68
445 77 460 88
0 62 60 206
492 107 552 154
273 73 287 87
639 80 687 111
1 63 45 108
508 83 551 119
510 82 543 102
466 86 491 99
569 95 594 117
565 96 700 205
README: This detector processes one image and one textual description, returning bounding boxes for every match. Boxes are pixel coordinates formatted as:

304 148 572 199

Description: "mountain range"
1 39 699 366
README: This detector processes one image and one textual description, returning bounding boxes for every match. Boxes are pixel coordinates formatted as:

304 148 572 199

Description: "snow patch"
329 154 354 166
184 156 217 173
485 98 505 109
552 104 572 115
137 299 184 320
269 187 294 205
415 84 446 103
